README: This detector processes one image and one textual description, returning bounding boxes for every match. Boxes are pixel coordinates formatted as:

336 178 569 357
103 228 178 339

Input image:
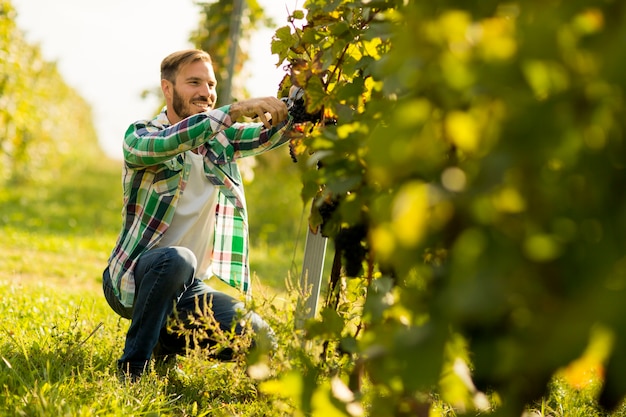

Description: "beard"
172 88 194 120
171 87 213 120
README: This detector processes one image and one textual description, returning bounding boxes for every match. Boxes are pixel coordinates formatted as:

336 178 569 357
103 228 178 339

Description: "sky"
11 0 296 159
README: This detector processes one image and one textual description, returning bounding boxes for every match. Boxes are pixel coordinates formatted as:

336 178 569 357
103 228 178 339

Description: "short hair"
160 49 213 83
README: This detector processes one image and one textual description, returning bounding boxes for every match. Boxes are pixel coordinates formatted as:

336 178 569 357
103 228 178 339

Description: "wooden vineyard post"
296 221 328 328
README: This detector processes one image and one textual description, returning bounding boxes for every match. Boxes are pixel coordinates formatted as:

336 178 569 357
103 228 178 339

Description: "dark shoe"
117 360 148 383
153 340 178 370
154 355 189 381
153 341 188 381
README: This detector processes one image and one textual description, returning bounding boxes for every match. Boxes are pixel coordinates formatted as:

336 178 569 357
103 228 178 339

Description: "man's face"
163 60 218 124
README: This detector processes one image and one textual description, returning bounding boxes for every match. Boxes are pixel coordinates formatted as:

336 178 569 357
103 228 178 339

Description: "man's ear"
161 79 173 100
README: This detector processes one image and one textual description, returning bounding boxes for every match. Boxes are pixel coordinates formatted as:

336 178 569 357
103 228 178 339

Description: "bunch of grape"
288 138 299 163
289 97 322 124
334 223 368 277
281 87 322 124
282 88 325 162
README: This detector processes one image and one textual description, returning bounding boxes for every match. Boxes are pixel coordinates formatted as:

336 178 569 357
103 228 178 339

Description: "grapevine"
274 1 626 416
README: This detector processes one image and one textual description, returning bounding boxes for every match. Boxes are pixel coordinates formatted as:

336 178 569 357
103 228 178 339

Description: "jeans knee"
168 247 197 272
135 246 197 295
161 246 197 286
234 303 277 352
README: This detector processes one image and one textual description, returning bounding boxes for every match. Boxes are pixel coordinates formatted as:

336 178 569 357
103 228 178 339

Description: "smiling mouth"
193 101 211 110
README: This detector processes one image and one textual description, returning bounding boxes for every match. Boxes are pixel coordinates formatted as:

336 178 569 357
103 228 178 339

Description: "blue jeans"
102 246 275 373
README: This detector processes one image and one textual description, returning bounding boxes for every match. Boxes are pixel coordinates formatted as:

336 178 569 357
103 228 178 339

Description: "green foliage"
270 0 626 415
0 0 99 184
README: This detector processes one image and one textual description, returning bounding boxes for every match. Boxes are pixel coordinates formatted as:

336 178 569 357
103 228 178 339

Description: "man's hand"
229 97 288 129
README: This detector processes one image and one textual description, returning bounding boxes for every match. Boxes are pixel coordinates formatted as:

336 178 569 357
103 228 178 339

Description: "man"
102 49 295 380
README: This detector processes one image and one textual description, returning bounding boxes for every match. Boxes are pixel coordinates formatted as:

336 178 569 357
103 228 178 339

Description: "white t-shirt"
156 151 218 278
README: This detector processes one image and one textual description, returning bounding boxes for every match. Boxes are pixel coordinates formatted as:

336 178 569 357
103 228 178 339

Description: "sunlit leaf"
523 234 562 262
311 382 350 417
292 9 306 20
522 60 570 100
306 76 326 113
572 8 604 35
335 78 365 103
492 187 526 213
272 25 296 63
260 371 304 408
445 111 479 153
477 16 517 61
306 307 345 339
390 181 429 248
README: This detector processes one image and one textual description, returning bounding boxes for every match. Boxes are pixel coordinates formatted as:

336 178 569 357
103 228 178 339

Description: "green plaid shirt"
107 105 292 307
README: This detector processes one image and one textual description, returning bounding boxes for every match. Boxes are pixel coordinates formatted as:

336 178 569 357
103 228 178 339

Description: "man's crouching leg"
157 279 277 362
112 247 197 381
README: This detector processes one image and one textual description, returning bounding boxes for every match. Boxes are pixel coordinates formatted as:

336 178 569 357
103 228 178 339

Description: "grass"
0 154 313 416
0 272 311 416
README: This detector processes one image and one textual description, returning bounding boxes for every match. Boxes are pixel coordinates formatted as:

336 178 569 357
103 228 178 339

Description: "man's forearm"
123 108 232 167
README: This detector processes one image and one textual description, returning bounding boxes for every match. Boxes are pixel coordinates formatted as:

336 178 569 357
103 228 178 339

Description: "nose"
198 83 211 96
200 83 217 102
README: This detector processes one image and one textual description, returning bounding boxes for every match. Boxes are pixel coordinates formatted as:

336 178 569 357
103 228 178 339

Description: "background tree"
0 0 98 184
190 0 271 104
